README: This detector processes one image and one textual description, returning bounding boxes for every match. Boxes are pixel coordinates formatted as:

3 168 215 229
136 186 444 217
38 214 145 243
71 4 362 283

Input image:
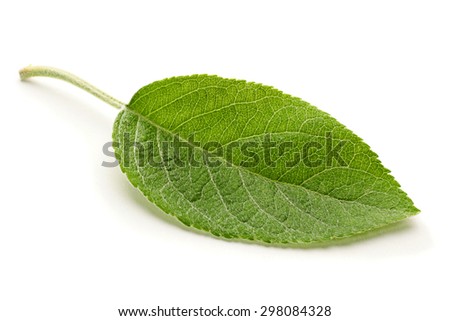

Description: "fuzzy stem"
19 65 125 109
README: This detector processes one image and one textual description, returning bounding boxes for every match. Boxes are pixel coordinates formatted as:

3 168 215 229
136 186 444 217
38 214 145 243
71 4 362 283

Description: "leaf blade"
113 75 419 244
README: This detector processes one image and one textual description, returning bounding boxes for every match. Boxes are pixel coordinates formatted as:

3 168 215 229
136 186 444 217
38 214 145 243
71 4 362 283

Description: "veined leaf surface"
113 75 419 244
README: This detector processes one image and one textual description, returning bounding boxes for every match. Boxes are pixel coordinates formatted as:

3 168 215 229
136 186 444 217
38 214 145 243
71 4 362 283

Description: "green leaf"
113 74 419 244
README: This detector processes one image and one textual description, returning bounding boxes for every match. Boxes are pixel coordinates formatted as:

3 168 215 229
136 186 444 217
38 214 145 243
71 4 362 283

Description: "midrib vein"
122 108 408 213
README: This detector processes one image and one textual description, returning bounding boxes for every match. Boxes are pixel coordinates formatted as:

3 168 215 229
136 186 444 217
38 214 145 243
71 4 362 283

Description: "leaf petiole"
19 65 125 109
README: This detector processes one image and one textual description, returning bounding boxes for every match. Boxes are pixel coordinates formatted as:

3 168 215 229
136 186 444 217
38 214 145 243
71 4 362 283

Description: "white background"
1 1 449 320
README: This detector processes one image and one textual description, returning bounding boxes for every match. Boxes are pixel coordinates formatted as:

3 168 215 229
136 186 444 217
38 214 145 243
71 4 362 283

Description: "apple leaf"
113 75 419 243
